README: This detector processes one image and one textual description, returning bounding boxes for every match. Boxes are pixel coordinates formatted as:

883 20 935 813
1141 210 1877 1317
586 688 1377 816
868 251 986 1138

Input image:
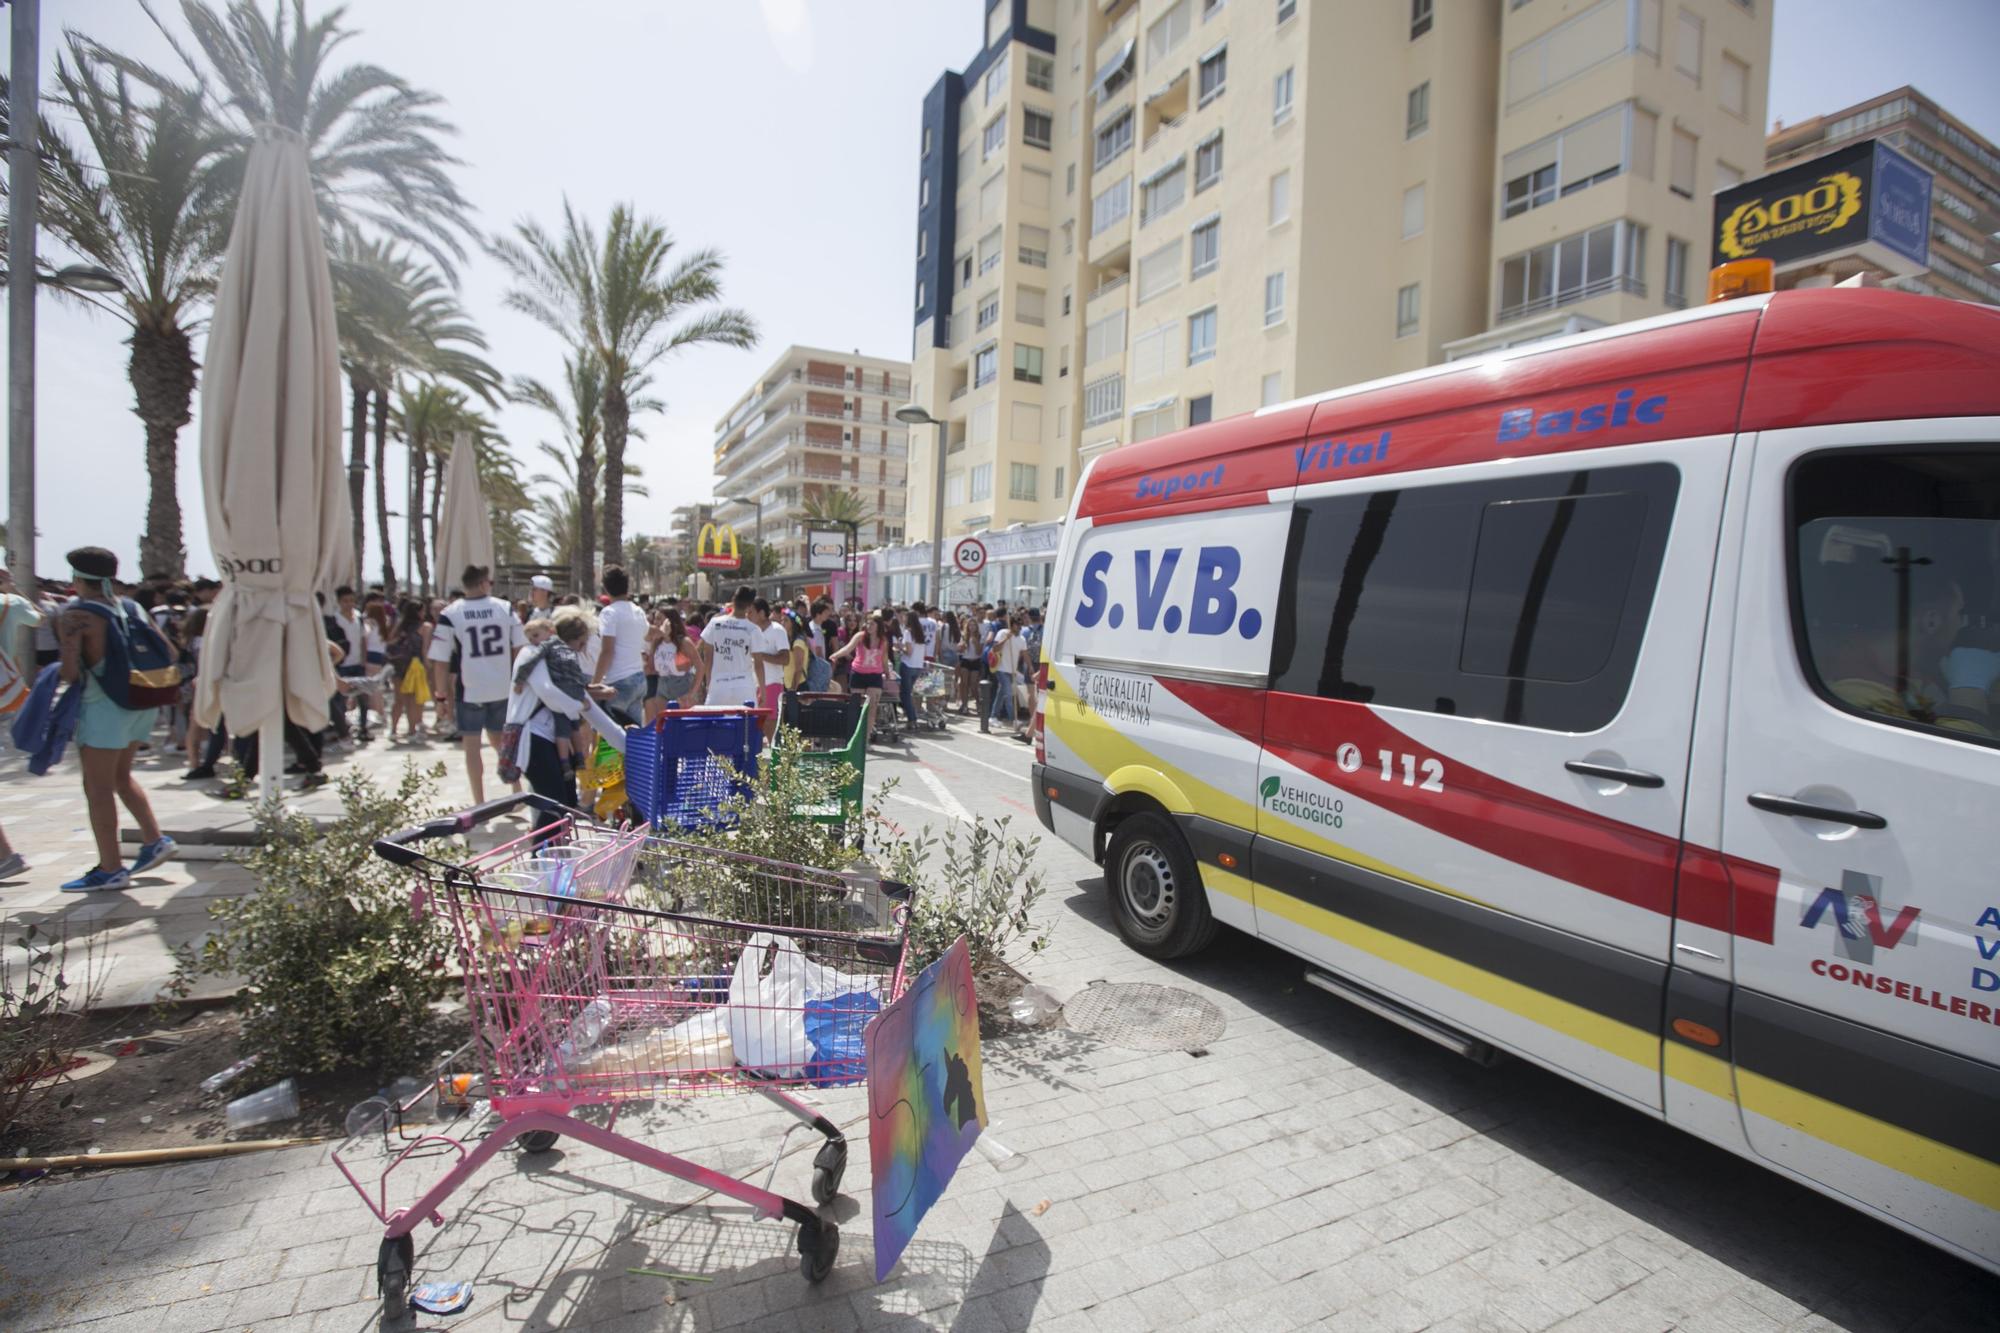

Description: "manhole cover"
1062 982 1226 1051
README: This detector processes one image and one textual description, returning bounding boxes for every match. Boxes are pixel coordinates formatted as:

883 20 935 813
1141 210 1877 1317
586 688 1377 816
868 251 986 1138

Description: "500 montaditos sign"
1718 171 1863 260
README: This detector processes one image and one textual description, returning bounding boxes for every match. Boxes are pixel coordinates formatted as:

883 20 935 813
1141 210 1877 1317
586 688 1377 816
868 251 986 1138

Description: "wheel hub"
1122 843 1176 928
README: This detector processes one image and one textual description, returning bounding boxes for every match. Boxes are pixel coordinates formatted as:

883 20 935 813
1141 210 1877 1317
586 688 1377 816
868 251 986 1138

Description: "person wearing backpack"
55 546 176 891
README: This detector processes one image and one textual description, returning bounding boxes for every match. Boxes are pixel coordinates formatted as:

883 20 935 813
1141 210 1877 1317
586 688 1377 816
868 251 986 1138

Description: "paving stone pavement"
2 725 1996 1330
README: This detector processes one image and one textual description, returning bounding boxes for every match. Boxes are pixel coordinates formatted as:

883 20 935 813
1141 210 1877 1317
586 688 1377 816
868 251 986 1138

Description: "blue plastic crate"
625 708 767 829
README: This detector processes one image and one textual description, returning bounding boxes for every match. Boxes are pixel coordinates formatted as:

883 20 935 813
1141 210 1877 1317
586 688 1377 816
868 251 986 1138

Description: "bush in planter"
171 764 459 1079
878 815 1050 973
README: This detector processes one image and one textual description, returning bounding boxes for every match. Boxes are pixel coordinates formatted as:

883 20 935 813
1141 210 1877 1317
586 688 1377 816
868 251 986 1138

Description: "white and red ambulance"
1030 286 2000 1272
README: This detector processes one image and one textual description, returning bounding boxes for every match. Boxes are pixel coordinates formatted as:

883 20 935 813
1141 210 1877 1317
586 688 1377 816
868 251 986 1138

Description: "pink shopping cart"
346 793 914 1315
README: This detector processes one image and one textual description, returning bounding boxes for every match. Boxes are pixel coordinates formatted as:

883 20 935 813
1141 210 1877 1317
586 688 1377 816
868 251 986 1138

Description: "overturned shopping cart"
348 794 914 1314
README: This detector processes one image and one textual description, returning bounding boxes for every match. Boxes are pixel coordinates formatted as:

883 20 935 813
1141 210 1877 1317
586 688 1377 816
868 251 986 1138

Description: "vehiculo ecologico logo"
1799 871 1920 964
1260 775 1345 829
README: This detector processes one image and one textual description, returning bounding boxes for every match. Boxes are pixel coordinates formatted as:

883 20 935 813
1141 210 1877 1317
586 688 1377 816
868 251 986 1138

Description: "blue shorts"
456 698 508 735
608 673 647 720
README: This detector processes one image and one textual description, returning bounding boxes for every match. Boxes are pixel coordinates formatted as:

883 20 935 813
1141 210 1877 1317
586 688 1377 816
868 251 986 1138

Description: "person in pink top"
829 611 894 746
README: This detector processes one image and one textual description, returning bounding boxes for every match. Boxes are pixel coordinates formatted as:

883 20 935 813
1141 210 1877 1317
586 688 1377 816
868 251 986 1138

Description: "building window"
1019 224 1049 268
974 343 999 387
960 253 974 288
1202 0 1227 19
920 177 931 209
1675 9 1702 83
1411 0 1433 38
915 279 926 310
1269 170 1291 225
1148 0 1192 68
1261 371 1283 406
1066 163 1076 195
1664 236 1689 309
1138 238 1183 301
1278 0 1297 24
1027 52 1055 92
1085 308 1126 364
1274 464 1679 732
1190 215 1220 277
1053 465 1066 497
978 226 1004 274
983 111 1008 160
985 47 1009 101
1188 306 1218 363
1092 176 1133 233
977 294 1000 331
1014 344 1044 383
918 229 928 260
1132 318 1178 381
1132 400 1177 442
1406 82 1430 137
1009 461 1039 500
1402 183 1426 238
1715 160 1742 191
1141 159 1187 225
1498 219 1648 322
945 471 966 507
1670 126 1697 197
1059 344 1070 376
1194 132 1224 192
1273 67 1295 124
923 125 933 157
1061 286 1072 317
1188 394 1213 426
1396 283 1421 337
1198 44 1227 105
1501 102 1636 219
1719 53 1748 117
1095 109 1135 168
1023 107 1053 149
1084 374 1124 426
970 463 993 503
1506 0 1631 108
1264 272 1286 325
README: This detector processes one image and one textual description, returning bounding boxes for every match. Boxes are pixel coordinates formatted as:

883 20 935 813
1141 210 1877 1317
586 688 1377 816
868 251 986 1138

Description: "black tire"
798 1219 840 1283
518 1129 560 1154
1103 812 1218 959
811 1138 848 1205
377 1233 414 1319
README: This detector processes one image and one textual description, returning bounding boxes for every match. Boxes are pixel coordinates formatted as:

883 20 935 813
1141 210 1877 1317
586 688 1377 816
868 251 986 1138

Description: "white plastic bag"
727 932 879 1079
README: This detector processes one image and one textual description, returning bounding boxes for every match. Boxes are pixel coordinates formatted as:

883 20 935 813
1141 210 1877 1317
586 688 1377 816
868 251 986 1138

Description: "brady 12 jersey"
428 596 524 703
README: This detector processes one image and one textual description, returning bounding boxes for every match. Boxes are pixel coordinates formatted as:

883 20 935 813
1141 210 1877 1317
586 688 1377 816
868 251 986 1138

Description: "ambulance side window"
1271 463 1678 731
1790 448 2000 749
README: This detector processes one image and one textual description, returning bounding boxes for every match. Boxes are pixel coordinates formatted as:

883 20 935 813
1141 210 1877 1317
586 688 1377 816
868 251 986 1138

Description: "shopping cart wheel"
810 1138 849 1205
518 1129 561 1154
377 1233 414 1318
798 1218 840 1282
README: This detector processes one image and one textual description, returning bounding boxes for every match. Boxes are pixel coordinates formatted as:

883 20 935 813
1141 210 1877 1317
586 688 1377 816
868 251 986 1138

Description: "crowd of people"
0 548 1046 888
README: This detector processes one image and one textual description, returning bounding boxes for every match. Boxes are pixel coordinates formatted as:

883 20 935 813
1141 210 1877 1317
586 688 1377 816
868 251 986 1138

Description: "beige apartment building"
1765 87 2000 306
710 346 912 581
901 0 1771 564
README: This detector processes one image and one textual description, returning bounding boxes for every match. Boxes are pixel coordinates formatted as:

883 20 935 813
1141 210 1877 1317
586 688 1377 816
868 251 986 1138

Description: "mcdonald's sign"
696 523 742 570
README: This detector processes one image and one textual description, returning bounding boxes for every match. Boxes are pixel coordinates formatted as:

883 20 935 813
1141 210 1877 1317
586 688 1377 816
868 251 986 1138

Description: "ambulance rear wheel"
1105 813 1217 959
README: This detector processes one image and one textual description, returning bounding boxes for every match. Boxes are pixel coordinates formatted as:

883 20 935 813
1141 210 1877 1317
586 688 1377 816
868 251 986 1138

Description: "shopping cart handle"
373 793 574 866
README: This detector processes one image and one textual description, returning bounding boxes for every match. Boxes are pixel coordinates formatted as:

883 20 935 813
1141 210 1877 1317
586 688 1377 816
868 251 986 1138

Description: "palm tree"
512 354 604 595
333 238 498 591
490 200 757 571
134 0 474 276
36 43 237 580
391 380 467 594
800 486 873 530
623 535 666 594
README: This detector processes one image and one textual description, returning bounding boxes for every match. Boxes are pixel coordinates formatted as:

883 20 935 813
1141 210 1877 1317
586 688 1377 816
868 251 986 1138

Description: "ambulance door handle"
1745 793 1888 830
1564 760 1664 789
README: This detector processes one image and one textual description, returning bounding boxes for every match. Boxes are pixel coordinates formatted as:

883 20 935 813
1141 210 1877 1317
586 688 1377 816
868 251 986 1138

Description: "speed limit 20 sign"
952 537 988 576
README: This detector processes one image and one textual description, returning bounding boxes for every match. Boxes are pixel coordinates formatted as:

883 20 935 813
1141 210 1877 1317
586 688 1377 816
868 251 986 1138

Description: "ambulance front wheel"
1105 812 1218 959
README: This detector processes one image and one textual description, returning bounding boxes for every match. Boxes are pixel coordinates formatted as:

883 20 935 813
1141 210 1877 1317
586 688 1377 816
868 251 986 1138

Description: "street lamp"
896 404 944 607
726 494 764 599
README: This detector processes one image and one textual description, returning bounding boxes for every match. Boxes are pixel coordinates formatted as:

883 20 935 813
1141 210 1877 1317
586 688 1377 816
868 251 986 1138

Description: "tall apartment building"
904 0 1770 557
710 346 912 580
1765 87 2000 307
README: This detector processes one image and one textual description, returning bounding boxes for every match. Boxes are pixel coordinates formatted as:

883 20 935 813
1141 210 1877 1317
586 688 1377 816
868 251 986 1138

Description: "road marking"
885 788 953 819
909 736 1027 781
916 766 972 824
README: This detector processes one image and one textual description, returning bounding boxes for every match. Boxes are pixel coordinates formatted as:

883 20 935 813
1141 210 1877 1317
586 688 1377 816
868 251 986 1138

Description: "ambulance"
1029 284 2000 1271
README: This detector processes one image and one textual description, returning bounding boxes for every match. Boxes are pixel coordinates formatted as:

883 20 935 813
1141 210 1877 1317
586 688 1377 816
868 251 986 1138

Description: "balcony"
1085 270 1129 314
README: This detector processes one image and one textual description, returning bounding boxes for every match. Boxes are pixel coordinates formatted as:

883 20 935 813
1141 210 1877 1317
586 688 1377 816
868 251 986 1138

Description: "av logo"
1799 870 1920 964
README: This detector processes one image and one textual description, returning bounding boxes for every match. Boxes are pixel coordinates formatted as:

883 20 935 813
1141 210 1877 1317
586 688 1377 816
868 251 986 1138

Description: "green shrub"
172 764 459 1079
1 921 102 1142
879 815 1050 973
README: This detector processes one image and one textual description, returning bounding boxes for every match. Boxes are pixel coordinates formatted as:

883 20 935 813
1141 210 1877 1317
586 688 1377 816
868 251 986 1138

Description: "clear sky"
4 0 1997 584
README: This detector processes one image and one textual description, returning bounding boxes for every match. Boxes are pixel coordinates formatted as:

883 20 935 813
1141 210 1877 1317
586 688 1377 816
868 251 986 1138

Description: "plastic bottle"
199 1054 261 1095
225 1078 301 1132
556 998 614 1066
1007 984 1062 1027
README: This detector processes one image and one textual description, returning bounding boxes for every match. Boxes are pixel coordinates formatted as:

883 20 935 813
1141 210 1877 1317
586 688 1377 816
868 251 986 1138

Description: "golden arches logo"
695 523 742 570
1719 171 1864 260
